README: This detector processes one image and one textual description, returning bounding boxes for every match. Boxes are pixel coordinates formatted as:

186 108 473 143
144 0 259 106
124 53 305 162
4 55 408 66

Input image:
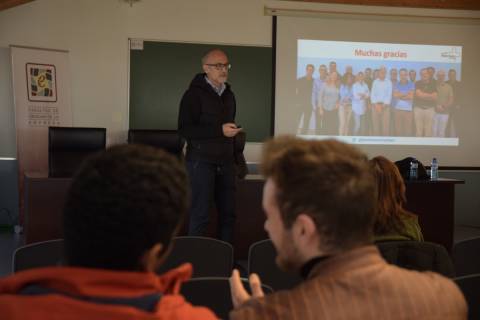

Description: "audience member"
229 136 466 320
369 156 423 242
0 145 216 319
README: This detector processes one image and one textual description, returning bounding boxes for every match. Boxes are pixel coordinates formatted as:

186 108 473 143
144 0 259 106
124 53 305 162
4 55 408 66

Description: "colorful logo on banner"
26 63 57 102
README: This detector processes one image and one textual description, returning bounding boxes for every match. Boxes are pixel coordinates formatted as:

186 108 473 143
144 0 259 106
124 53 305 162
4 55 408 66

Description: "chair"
49 127 106 178
157 236 234 278
13 239 64 273
181 277 273 319
248 239 302 291
127 129 185 158
376 240 455 277
454 274 480 320
453 237 480 276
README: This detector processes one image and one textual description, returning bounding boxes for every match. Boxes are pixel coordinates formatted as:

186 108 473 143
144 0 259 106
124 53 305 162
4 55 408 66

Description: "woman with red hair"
369 156 424 242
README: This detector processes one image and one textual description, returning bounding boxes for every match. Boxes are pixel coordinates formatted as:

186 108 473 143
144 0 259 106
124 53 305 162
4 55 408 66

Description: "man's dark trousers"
187 160 236 243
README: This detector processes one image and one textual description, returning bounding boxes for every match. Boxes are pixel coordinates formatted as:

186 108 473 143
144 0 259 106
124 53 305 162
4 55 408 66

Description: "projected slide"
296 40 462 146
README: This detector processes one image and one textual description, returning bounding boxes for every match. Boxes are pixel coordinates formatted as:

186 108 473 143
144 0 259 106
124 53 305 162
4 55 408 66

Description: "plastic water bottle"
430 157 439 181
409 159 418 180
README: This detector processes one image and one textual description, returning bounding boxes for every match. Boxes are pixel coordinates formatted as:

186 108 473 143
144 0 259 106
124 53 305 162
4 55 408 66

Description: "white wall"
0 48 15 157
2 0 478 161
1 0 480 225
0 0 271 152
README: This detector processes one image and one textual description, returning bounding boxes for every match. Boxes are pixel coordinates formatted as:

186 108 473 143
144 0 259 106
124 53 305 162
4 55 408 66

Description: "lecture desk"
24 173 463 257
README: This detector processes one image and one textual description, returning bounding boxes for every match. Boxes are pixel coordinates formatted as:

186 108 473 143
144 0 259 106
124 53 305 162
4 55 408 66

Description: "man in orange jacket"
0 144 217 320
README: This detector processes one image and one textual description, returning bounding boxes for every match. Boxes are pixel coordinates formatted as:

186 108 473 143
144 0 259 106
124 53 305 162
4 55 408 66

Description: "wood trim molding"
282 0 480 11
0 0 35 11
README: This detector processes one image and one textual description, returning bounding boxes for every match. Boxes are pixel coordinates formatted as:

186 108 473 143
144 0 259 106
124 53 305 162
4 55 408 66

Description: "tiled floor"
1 225 479 278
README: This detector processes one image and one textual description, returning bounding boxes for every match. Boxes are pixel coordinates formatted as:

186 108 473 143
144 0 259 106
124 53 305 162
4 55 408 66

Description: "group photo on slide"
294 40 463 145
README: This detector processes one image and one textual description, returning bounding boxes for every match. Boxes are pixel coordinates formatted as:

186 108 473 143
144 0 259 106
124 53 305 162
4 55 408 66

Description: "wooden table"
24 173 463 258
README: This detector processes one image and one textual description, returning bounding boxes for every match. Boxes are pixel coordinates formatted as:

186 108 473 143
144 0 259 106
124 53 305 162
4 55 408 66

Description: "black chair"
454 274 480 320
157 236 234 278
248 239 302 291
49 127 106 178
453 237 480 277
181 277 273 319
127 129 185 158
376 240 455 277
13 239 64 273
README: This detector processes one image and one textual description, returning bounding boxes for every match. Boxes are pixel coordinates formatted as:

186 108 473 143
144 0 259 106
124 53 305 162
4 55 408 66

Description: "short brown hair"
261 136 375 251
369 156 414 236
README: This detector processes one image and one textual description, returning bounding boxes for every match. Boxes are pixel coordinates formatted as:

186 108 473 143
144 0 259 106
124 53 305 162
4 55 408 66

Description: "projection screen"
275 15 480 167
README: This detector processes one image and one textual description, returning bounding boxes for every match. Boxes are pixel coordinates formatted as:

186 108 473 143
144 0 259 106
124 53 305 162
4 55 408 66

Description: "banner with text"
10 46 72 224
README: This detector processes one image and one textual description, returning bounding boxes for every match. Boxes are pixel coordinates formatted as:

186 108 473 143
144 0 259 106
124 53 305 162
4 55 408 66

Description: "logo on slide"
26 63 57 102
441 47 461 61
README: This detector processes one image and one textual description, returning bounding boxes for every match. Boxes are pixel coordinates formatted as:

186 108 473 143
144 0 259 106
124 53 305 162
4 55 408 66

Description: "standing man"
370 66 392 136
446 68 462 137
311 64 328 133
433 70 453 137
352 72 370 135
178 49 241 243
393 68 415 136
295 64 315 134
414 68 437 137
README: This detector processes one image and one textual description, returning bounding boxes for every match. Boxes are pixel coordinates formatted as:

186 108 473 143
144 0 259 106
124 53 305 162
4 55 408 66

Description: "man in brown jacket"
229 137 467 320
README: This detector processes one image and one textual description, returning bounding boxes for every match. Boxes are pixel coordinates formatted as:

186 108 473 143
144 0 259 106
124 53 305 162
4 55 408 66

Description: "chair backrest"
49 127 106 178
13 239 65 273
453 237 480 277
454 274 480 320
157 236 234 278
181 277 273 319
376 240 455 277
248 239 302 291
127 129 185 157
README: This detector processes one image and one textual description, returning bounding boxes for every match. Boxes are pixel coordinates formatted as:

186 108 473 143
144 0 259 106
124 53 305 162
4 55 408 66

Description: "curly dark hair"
261 136 376 252
63 144 189 271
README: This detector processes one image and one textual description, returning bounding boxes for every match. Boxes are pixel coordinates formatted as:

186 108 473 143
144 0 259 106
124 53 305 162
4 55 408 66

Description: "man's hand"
229 269 265 309
223 123 242 137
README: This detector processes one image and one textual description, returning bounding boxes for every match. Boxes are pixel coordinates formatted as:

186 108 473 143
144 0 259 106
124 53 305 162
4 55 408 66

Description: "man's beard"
275 234 303 274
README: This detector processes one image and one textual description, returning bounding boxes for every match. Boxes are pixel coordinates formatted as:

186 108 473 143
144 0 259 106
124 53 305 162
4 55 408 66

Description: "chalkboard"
129 40 272 142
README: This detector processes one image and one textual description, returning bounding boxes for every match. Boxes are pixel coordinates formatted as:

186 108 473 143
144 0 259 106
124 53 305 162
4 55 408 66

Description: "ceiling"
0 0 35 11
1 0 479 12
285 0 480 11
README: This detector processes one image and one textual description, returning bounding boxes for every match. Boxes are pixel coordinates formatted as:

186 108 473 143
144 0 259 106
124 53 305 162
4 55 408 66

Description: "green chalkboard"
129 40 272 142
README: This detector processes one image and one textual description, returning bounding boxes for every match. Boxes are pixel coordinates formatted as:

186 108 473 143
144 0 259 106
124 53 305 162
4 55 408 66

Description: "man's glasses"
205 63 231 71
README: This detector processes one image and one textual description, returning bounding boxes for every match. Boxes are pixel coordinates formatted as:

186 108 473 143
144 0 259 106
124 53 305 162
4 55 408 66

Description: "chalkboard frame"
128 39 273 142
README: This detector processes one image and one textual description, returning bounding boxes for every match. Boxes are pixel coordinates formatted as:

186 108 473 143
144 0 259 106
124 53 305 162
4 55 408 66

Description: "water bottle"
430 157 439 181
409 159 418 180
